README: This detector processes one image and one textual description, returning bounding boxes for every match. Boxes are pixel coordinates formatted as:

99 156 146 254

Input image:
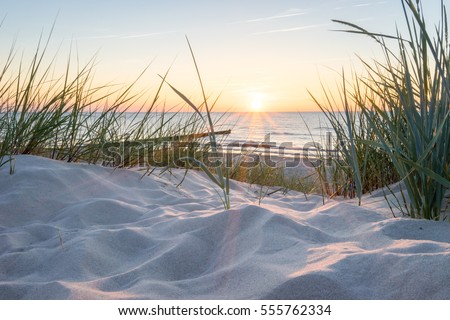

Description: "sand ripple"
1 155 449 299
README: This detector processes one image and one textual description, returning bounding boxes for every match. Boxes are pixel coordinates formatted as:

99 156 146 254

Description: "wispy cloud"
231 8 307 25
252 23 328 36
334 1 387 11
353 1 388 8
247 10 307 23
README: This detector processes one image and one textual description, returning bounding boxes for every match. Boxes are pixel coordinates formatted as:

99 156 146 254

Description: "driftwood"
169 129 231 141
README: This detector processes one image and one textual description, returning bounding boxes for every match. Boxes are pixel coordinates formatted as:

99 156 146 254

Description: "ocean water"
103 111 337 168
215 112 333 150
119 111 335 160
121 111 333 149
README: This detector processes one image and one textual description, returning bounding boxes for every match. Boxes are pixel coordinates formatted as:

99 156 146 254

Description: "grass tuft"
313 0 449 220
0 26 210 176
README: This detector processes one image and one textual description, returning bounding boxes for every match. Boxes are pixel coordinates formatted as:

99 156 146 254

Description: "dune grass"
229 157 316 203
0 27 211 174
313 0 449 220
309 73 401 204
162 37 231 209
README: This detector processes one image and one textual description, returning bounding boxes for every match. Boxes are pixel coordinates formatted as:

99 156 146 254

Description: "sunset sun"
250 93 263 112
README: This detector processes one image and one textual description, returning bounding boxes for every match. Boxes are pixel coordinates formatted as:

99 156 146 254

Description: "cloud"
334 1 387 10
230 8 307 25
252 24 328 36
247 10 307 23
353 1 388 8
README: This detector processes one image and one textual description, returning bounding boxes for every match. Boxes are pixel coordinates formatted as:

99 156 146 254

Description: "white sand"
0 155 449 299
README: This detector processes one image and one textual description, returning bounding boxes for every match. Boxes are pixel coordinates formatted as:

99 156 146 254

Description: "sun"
250 94 263 112
251 98 262 111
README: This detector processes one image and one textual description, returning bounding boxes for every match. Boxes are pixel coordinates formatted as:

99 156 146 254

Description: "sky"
0 0 446 112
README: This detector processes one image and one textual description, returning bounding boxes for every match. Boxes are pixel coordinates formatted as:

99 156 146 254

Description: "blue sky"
0 0 446 111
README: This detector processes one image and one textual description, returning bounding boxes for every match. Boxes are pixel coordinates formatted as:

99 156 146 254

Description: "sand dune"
0 155 449 299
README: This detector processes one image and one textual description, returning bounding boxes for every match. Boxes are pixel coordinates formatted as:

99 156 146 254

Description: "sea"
122 111 334 149
214 112 334 150
119 111 336 163
158 111 337 163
